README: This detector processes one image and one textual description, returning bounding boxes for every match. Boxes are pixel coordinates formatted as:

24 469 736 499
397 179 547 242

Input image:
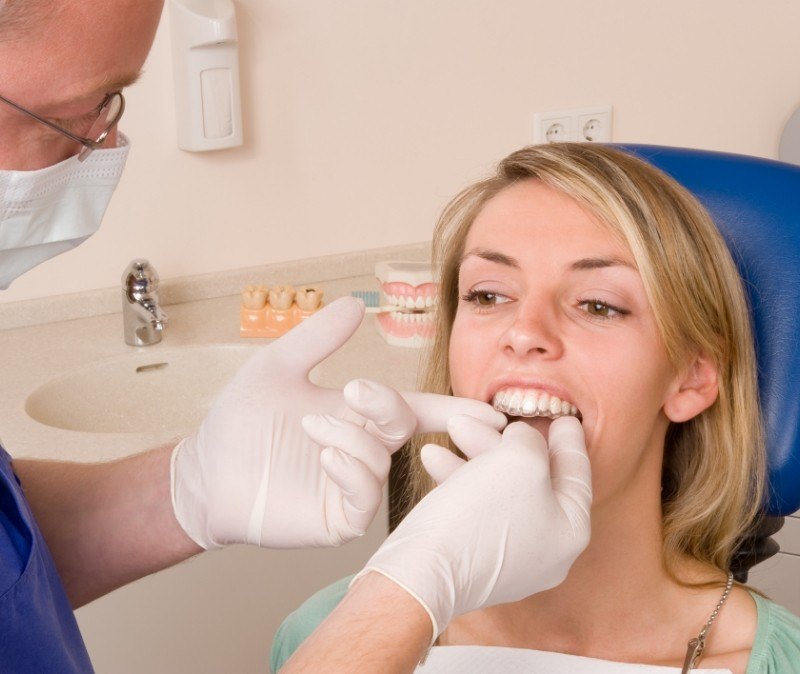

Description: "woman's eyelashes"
576 298 630 321
461 286 630 322
461 276 631 322
460 288 512 311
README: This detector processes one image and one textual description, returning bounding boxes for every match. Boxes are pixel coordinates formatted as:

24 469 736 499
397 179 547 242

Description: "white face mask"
0 134 131 289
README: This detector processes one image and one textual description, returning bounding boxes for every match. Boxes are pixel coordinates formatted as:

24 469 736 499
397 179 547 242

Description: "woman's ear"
663 352 719 423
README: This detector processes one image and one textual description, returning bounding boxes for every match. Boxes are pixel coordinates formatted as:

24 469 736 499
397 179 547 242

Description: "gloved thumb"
265 296 365 376
547 416 592 532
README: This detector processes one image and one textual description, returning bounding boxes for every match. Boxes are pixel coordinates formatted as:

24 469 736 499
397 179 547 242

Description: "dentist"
0 1 592 672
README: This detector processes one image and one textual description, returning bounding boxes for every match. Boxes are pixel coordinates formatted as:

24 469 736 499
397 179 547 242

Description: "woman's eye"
461 289 510 307
578 299 628 320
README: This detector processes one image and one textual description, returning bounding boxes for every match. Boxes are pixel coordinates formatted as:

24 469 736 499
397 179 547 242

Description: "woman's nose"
499 301 564 359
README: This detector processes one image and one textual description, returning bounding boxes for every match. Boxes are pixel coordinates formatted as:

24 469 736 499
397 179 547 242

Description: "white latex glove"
170 297 506 550
353 415 592 641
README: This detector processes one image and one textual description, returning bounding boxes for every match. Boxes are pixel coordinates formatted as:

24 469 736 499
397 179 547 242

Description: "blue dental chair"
619 145 800 578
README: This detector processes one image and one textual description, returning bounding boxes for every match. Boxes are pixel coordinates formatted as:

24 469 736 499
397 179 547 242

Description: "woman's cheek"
448 328 477 397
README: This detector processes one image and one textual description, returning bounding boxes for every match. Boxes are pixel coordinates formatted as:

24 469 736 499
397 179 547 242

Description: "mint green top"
270 576 800 673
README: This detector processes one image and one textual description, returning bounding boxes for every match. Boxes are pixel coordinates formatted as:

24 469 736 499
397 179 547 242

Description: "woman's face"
449 179 683 506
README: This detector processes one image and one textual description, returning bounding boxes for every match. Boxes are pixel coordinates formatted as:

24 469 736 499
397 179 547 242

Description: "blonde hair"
394 143 765 581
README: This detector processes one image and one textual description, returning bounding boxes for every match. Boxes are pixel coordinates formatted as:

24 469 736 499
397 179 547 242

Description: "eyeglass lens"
77 93 124 161
86 93 123 144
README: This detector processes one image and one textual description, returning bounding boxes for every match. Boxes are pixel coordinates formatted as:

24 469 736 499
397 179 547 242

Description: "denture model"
240 284 324 338
373 260 438 348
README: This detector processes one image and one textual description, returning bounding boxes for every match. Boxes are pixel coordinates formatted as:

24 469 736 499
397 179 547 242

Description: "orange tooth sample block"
239 284 324 338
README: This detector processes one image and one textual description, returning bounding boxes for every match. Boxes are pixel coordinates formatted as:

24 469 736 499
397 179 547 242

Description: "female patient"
271 144 800 672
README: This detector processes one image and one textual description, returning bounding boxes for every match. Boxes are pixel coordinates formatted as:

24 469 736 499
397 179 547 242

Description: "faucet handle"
122 259 167 346
123 259 160 300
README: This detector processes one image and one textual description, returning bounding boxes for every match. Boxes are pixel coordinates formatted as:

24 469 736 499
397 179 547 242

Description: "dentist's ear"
663 351 719 423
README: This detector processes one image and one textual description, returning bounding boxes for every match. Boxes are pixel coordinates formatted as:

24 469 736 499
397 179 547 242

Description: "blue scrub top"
0 445 93 672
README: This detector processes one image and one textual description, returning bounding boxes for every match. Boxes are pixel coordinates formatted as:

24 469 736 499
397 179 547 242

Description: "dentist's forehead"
0 0 160 103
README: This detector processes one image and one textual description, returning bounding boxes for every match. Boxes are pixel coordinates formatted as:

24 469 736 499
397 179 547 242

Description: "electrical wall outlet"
533 105 613 144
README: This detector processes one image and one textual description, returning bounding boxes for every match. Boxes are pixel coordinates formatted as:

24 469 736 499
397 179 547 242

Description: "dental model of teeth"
373 260 438 348
240 284 324 338
492 388 581 420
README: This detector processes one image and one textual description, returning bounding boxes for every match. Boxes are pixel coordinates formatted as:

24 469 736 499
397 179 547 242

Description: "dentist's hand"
353 415 592 641
170 297 506 550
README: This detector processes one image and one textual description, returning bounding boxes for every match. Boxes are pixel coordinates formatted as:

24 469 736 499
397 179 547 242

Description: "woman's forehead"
465 181 634 265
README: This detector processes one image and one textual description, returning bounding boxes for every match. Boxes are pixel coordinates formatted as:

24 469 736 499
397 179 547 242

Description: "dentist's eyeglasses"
0 91 125 162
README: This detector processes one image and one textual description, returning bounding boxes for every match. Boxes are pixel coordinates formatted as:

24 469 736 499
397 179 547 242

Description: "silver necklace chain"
681 571 735 672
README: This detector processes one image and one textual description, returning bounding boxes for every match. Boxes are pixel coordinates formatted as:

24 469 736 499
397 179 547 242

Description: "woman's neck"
440 475 724 665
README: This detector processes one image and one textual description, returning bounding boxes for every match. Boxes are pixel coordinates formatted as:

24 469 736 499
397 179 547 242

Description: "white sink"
25 344 259 434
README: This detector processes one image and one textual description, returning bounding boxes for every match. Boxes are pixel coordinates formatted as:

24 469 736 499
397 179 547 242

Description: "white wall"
3 0 799 304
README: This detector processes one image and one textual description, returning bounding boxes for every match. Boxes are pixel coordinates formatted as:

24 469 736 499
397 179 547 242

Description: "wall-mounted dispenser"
168 0 243 152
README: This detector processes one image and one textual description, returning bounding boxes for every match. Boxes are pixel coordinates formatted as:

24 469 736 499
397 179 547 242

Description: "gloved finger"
343 379 417 452
446 414 503 459
547 417 592 530
420 443 465 485
403 392 507 435
320 447 382 536
303 414 392 482
264 296 365 377
501 421 550 474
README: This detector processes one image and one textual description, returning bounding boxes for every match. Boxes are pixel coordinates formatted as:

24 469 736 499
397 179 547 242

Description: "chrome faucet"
122 259 168 346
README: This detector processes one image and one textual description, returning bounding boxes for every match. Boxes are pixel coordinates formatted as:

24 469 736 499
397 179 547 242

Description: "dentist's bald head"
0 0 164 169
0 0 45 40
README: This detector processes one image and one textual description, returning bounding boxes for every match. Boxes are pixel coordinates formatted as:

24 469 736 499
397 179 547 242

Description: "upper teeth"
385 294 438 310
492 388 579 419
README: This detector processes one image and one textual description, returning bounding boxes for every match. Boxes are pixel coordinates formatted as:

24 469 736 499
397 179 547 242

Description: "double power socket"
533 105 613 144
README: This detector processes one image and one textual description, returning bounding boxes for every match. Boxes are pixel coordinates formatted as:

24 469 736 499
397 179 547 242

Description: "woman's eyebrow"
460 250 635 272
570 256 636 271
460 248 520 268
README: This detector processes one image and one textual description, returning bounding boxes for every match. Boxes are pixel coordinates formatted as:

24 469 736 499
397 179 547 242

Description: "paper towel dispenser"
169 0 243 152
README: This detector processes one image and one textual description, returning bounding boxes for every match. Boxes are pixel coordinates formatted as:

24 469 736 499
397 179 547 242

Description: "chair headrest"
618 145 800 516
